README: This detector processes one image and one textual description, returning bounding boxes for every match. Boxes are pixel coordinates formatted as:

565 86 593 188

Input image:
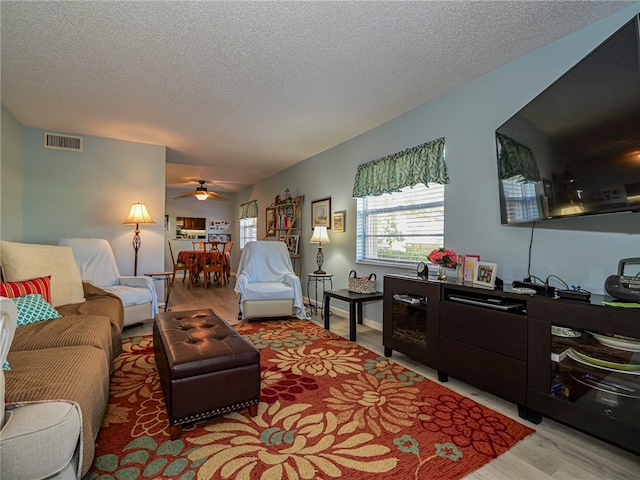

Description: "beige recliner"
0 297 83 480
234 241 307 320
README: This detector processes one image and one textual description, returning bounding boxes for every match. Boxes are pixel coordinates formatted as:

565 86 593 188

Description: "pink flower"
429 248 457 267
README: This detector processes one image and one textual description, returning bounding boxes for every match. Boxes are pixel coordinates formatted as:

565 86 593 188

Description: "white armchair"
1 297 83 480
235 241 307 320
58 238 157 326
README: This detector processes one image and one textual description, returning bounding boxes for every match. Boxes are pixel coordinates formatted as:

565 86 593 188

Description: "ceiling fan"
173 180 228 201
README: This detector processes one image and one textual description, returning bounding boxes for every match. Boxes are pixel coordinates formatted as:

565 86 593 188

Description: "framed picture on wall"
332 211 345 233
311 197 331 229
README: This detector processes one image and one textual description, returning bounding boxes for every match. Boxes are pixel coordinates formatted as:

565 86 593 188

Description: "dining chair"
202 249 225 288
223 241 233 283
192 241 206 251
169 241 189 286
205 241 224 253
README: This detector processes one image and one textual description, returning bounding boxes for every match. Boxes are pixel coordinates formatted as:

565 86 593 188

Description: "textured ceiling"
1 1 633 192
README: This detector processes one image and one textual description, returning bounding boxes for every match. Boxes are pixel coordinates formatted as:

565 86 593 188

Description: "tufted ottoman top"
154 309 259 380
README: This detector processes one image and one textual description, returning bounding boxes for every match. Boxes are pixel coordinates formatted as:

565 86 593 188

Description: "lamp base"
314 247 325 276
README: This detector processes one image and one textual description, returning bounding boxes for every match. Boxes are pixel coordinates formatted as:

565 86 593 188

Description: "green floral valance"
496 133 541 183
238 199 258 219
352 137 449 198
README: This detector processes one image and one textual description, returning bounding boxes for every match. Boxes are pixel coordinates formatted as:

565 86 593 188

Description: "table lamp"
123 202 155 276
310 226 330 274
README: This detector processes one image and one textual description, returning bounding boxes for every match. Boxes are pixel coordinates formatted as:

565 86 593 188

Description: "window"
357 183 445 266
502 178 539 223
239 217 257 248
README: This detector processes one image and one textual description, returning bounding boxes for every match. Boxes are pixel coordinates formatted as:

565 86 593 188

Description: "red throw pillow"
0 275 52 304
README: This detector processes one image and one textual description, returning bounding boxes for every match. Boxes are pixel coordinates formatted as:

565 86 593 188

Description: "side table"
306 273 333 317
323 289 384 341
144 271 173 312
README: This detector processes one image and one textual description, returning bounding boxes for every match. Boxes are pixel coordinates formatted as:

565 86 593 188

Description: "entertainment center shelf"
383 274 640 455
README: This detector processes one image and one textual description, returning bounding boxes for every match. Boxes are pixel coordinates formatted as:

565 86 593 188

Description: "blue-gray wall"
19 128 166 277
235 4 640 328
1 106 25 241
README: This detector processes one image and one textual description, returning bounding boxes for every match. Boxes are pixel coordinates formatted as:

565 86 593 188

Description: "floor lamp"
123 203 155 276
310 226 331 274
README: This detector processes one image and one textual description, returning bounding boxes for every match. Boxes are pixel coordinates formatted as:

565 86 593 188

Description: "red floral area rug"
84 319 534 480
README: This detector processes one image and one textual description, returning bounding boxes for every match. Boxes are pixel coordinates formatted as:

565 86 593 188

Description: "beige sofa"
0 241 124 478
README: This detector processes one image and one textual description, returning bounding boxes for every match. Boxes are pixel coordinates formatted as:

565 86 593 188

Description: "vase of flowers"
428 247 457 281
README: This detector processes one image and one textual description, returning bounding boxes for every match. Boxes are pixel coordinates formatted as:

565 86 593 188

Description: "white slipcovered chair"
0 297 83 480
58 238 157 326
235 241 307 320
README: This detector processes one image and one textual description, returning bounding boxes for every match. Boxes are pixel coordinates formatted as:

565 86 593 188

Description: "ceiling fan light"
195 192 209 201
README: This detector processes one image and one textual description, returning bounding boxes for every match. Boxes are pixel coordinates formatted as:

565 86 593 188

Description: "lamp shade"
310 226 330 244
123 203 155 225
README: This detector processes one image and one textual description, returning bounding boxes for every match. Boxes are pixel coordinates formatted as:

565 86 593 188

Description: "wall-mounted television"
495 15 640 225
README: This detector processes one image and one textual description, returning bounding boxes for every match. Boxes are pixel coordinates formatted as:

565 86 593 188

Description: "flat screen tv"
495 15 640 225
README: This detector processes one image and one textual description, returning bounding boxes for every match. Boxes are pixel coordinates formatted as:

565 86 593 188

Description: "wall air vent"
44 132 83 152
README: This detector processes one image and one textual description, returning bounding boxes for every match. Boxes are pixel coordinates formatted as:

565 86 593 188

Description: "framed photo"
209 219 231 232
209 233 231 243
332 210 345 233
311 197 331 229
474 262 498 289
281 235 299 255
266 207 276 237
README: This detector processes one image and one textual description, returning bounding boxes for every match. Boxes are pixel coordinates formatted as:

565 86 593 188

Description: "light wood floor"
124 278 640 480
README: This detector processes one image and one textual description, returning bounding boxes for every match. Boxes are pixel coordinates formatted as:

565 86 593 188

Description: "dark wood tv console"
383 273 640 455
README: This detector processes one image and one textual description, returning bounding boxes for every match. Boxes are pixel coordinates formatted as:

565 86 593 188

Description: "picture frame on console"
474 262 498 289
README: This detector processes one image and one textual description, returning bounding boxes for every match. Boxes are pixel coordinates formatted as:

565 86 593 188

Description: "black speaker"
604 275 640 302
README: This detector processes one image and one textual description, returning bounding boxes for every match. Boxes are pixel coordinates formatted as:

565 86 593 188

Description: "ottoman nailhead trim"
171 398 260 426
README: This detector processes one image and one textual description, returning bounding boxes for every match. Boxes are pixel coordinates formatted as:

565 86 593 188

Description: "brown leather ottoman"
153 309 260 439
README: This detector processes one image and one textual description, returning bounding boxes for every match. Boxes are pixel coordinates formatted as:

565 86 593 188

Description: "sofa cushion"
57 282 125 359
1 400 82 480
11 294 61 327
0 275 52 304
0 241 85 307
10 313 115 366
4 345 110 476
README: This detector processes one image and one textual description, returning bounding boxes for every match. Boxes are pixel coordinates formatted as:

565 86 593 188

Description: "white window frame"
502 178 539 223
239 217 257 248
356 183 445 267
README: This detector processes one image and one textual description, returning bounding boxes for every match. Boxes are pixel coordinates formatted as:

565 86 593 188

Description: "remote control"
512 287 537 295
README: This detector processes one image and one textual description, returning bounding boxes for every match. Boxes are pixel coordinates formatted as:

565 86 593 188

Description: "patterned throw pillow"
11 293 62 327
0 275 53 304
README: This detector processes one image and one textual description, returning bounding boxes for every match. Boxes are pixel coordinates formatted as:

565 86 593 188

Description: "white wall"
164 187 237 271
1 106 25 241
21 128 166 277
236 5 640 328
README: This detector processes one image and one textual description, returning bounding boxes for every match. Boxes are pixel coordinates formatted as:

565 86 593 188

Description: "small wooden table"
323 289 384 341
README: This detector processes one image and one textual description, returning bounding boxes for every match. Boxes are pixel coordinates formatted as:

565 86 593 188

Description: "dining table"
177 247 229 288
